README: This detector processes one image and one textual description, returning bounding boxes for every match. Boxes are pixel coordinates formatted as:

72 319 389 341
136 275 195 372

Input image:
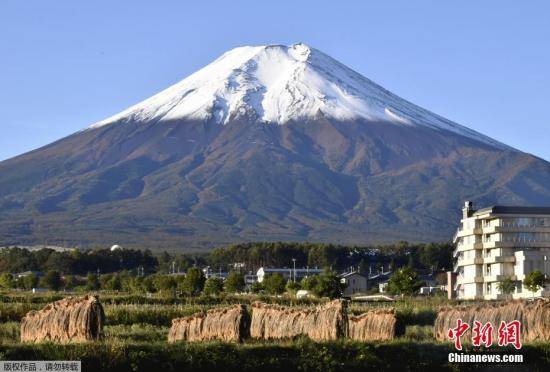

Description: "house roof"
258 267 322 273
339 271 366 279
473 206 550 216
16 271 42 276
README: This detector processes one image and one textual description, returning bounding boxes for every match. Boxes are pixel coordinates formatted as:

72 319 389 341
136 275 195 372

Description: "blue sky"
1 1 549 161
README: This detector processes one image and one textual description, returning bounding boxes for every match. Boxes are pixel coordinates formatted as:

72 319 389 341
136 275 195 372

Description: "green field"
0 292 547 371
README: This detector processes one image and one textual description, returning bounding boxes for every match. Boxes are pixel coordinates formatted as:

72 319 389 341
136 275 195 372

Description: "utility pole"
292 258 297 282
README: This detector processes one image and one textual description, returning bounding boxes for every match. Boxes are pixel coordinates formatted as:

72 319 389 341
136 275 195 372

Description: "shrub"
224 272 245 294
204 278 224 296
263 274 286 295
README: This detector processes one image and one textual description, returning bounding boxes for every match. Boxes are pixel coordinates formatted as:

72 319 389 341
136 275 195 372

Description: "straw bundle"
347 308 397 341
168 304 249 343
250 300 347 341
20 295 104 343
434 299 550 342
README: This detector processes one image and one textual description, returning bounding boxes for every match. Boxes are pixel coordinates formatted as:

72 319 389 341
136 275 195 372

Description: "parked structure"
244 274 257 286
453 201 550 299
418 286 445 295
202 267 229 280
15 271 43 279
256 267 322 283
379 282 389 293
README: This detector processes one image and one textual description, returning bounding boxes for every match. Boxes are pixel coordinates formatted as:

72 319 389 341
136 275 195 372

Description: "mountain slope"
1 43 549 249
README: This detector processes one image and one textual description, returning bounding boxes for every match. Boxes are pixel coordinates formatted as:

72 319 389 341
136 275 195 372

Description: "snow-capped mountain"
91 43 506 149
0 43 549 249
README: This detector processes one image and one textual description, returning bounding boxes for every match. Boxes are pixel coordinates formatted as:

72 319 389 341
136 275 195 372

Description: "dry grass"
250 300 347 341
168 304 249 343
434 299 550 342
20 295 104 343
348 308 397 341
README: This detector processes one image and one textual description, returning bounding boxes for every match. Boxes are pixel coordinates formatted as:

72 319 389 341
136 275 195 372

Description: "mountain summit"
92 43 505 148
1 43 549 249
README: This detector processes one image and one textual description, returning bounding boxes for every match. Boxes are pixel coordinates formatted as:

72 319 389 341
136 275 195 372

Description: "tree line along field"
0 241 454 278
0 293 548 371
0 242 453 298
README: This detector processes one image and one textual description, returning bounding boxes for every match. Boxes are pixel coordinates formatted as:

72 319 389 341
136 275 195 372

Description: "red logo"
472 321 493 347
447 319 522 350
447 318 470 350
497 320 522 349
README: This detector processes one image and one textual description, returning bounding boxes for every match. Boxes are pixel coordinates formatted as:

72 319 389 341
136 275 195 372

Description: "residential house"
339 271 367 296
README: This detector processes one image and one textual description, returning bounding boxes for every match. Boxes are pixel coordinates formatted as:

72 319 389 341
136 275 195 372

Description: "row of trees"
0 247 157 275
383 268 547 297
1 266 545 299
0 267 346 298
207 241 454 273
0 241 454 277
495 271 546 298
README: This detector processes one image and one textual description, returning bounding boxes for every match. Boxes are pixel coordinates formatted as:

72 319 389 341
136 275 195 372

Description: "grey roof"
339 271 366 279
474 205 550 216
260 268 322 273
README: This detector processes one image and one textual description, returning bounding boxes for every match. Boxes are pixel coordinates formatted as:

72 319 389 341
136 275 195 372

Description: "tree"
250 281 263 294
63 275 78 290
142 276 156 293
153 275 176 294
99 274 114 290
125 276 144 293
181 267 205 296
263 273 286 295
285 280 301 295
40 270 62 291
22 273 39 290
301 275 320 291
203 277 224 296
358 258 369 275
312 270 345 299
224 272 245 293
496 277 516 298
105 274 122 291
86 273 100 291
387 267 423 296
0 273 14 289
524 270 546 298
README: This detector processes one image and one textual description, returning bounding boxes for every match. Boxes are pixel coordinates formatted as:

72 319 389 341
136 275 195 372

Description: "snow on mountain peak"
89 43 508 149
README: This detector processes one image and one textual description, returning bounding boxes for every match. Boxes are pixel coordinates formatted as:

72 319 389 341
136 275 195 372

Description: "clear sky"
1 1 549 161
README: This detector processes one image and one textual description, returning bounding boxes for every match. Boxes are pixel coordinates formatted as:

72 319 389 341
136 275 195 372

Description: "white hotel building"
453 201 550 300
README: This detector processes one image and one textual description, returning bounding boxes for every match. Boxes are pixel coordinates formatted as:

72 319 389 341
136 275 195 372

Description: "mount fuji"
1 43 549 249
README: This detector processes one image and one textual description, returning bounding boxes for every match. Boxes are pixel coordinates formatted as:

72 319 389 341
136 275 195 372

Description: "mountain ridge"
0 43 549 250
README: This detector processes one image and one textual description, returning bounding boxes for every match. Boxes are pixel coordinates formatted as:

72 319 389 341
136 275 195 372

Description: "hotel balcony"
455 257 484 266
484 274 517 282
456 275 484 284
455 227 483 239
481 240 550 249
482 255 515 264
482 225 550 234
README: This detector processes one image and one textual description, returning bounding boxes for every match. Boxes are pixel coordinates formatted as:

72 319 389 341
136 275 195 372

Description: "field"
0 292 548 371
